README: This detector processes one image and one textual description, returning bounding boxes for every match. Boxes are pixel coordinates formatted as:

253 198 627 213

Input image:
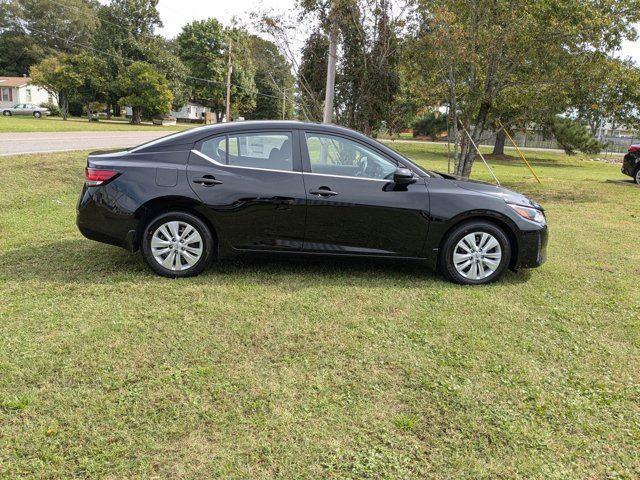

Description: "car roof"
131 121 376 152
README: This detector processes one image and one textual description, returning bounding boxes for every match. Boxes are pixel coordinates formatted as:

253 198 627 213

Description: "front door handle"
193 175 223 187
309 188 338 197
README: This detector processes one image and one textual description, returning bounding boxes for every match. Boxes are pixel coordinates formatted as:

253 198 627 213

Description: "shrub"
411 113 448 138
39 101 60 117
549 117 603 155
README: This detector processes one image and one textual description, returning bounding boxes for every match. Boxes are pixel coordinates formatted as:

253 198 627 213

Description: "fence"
456 129 637 155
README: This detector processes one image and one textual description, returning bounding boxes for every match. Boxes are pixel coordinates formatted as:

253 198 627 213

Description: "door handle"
193 175 223 187
309 188 338 197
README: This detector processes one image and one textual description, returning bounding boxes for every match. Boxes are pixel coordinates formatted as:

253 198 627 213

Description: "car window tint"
305 133 397 180
227 132 293 171
200 136 227 163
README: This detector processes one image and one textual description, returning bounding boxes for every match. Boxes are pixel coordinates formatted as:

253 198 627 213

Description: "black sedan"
77 121 547 285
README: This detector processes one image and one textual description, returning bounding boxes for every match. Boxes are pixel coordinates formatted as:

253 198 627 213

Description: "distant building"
171 102 212 122
0 76 56 109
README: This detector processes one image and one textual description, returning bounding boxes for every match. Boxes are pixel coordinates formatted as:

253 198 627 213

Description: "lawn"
0 143 638 478
0 115 193 133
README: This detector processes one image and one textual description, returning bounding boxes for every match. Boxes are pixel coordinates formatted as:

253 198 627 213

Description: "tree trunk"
493 128 506 156
114 103 121 117
59 93 69 120
130 106 142 124
323 19 338 124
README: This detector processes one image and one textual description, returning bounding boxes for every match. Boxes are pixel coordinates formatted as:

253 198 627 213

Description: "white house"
0 76 56 109
171 101 212 121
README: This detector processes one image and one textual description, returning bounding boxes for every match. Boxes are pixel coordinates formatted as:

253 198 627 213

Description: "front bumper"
622 153 638 177
516 225 548 269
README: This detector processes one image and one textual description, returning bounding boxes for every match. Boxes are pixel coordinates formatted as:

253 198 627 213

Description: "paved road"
0 131 176 156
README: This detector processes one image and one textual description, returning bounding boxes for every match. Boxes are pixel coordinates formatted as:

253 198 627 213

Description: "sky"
128 0 640 64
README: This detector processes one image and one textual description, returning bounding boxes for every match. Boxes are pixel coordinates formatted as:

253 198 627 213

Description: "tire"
141 211 215 278
634 166 640 185
33 111 41 118
3 111 11 116
439 220 512 285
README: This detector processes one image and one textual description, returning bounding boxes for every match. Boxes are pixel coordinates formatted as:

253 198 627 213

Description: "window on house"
25 89 32 102
1 88 9 102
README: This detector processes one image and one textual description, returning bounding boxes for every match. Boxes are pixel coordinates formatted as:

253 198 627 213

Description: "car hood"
433 171 543 210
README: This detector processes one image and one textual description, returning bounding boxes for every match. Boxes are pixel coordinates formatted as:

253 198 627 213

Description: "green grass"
0 115 193 132
1 144 639 478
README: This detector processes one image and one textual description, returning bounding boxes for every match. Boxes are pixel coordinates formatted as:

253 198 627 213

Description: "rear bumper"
76 185 138 251
515 225 548 269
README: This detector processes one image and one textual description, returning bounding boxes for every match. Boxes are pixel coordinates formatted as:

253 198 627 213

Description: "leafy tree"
177 19 256 121
297 32 328 121
93 0 169 116
406 0 640 178
246 36 294 120
30 54 83 119
412 113 448 138
119 61 172 123
570 53 640 138
547 117 603 155
0 0 98 75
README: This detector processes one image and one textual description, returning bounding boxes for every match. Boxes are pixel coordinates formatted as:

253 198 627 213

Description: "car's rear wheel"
634 166 640 185
141 211 214 278
33 111 41 118
3 111 10 116
439 220 511 285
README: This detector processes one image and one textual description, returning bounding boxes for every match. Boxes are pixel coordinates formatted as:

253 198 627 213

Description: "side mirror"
393 167 416 185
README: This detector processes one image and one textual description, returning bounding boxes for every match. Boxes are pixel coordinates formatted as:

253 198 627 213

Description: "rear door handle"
309 189 338 197
193 175 223 187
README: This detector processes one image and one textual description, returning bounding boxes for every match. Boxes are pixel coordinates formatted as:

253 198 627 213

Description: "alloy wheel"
151 220 203 271
635 168 640 185
453 232 502 280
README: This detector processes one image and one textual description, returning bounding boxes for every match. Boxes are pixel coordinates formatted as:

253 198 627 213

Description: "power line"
26 25 285 101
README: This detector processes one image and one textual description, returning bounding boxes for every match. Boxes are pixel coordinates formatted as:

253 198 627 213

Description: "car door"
14 105 25 115
301 131 430 257
187 129 307 252
23 104 34 115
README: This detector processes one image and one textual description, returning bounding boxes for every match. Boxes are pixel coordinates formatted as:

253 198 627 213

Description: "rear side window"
200 136 227 163
199 132 293 172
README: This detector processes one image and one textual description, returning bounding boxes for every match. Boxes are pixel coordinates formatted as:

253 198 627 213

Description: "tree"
406 0 640 178
92 0 169 116
0 0 98 75
119 61 172 123
177 20 256 121
297 32 329 121
30 54 83 119
547 117 603 155
246 36 295 120
570 53 640 139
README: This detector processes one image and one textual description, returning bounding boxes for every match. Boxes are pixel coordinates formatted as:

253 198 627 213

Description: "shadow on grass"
0 239 532 287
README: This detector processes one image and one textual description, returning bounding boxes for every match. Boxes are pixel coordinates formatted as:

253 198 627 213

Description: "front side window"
305 133 397 180
199 132 294 172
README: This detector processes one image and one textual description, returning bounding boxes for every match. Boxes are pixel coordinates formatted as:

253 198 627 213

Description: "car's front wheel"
3 110 10 116
141 211 215 278
439 220 512 285
33 111 41 118
635 166 640 185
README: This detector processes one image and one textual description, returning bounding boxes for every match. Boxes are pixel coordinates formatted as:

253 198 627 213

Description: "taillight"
628 145 640 153
85 167 118 186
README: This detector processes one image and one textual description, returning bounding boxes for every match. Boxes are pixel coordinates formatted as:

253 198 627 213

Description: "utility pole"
322 10 338 124
225 42 232 122
282 87 286 120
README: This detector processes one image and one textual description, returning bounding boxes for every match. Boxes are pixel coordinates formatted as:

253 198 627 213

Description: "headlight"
507 203 546 225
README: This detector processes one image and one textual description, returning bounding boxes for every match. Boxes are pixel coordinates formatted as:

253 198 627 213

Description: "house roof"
0 76 31 88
